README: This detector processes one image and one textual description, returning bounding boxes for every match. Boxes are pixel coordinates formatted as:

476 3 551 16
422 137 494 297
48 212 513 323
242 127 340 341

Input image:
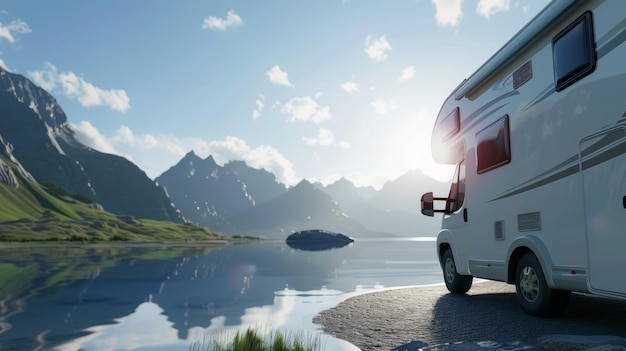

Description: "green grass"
190 328 323 351
0 159 229 243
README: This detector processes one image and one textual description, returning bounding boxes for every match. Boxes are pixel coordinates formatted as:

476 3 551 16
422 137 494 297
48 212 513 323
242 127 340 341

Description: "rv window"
446 160 465 213
476 115 510 174
552 11 596 91
440 107 460 141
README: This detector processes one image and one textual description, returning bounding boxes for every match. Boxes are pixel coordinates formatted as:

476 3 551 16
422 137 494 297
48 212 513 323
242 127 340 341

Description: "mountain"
158 150 451 238
0 67 182 222
365 169 450 236
370 169 449 213
0 140 223 241
0 133 35 188
317 170 450 237
227 179 371 238
222 160 286 204
155 152 244 230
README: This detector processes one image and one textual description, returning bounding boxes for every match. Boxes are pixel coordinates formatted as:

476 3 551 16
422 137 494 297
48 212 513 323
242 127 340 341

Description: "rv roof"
453 0 584 101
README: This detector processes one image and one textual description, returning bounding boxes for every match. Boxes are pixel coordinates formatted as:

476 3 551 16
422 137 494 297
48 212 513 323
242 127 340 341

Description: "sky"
0 0 549 189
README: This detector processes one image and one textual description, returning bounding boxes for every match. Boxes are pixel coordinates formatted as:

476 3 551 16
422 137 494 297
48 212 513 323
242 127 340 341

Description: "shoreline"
0 240 230 249
313 281 626 350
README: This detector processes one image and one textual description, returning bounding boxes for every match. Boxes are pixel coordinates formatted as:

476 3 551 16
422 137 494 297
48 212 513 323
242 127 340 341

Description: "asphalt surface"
313 281 626 351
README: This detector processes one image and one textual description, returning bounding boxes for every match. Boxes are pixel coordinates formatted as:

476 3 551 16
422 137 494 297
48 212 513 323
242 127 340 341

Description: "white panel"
580 126 626 295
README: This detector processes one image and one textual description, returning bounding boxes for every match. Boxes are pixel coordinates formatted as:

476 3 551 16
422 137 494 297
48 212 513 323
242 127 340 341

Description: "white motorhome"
420 0 626 317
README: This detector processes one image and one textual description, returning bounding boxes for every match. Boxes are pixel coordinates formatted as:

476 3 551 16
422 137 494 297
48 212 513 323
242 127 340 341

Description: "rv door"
580 126 626 297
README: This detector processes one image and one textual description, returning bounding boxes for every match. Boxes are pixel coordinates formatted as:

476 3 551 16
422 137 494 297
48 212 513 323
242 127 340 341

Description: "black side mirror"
421 192 434 216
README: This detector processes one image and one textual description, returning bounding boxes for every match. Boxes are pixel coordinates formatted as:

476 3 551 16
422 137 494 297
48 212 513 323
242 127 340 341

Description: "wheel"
442 248 473 293
515 252 571 317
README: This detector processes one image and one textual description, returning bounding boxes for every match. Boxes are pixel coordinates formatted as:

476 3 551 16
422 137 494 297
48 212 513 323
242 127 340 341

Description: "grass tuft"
190 327 323 351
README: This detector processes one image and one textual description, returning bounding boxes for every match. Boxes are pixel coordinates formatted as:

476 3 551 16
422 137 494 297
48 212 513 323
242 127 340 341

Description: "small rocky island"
286 229 354 251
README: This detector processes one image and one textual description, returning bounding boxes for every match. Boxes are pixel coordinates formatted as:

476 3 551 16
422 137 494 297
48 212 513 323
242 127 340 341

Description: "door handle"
463 208 468 222
623 196 626 209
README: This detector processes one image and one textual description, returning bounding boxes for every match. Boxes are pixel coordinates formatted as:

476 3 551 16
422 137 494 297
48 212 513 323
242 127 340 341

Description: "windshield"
446 160 465 213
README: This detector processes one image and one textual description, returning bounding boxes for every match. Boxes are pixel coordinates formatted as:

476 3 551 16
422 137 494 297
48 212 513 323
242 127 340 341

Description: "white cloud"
28 62 130 113
252 95 265 120
0 58 8 71
71 121 119 155
477 0 510 18
432 0 463 27
338 141 351 149
266 65 293 87
371 99 399 114
303 128 334 146
281 96 331 124
202 10 243 31
205 136 298 185
364 35 392 61
398 66 416 81
0 19 31 43
71 122 300 186
341 82 359 94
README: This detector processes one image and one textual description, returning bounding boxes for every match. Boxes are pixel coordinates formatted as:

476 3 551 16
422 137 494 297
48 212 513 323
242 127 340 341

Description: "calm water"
0 237 442 351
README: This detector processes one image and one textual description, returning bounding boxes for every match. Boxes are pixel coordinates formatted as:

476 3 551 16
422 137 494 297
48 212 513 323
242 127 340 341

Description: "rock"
285 229 353 251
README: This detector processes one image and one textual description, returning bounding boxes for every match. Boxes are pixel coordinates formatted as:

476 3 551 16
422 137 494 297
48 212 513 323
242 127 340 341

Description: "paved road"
313 281 626 351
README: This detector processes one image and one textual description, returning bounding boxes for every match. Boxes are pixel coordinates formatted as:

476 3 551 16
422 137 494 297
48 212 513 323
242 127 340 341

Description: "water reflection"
0 238 440 351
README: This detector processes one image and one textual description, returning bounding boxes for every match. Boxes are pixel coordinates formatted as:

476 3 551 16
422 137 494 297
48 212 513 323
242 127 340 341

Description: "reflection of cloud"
274 288 343 297
55 289 363 351
54 302 186 351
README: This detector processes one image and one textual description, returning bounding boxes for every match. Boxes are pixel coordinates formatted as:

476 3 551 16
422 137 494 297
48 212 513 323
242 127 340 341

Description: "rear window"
476 115 510 174
552 11 596 91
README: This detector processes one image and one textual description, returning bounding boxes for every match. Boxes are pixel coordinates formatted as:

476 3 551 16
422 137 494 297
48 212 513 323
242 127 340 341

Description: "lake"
0 237 443 351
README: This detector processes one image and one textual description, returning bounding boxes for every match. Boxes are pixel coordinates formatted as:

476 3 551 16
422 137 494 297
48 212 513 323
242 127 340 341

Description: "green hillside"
0 159 227 243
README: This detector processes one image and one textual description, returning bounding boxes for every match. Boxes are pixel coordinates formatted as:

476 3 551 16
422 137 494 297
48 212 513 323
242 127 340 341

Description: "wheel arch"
436 229 455 268
506 235 556 287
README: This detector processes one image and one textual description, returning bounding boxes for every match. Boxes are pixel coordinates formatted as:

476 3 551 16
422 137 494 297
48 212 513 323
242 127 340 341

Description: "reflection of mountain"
0 243 349 349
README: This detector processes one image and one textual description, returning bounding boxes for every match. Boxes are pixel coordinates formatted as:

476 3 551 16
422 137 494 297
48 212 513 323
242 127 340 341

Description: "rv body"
421 0 626 316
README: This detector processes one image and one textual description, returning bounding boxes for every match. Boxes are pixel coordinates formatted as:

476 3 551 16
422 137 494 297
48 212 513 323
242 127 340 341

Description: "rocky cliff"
0 68 182 222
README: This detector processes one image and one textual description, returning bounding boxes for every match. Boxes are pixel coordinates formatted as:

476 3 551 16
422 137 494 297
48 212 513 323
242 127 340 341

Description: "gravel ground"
313 281 626 351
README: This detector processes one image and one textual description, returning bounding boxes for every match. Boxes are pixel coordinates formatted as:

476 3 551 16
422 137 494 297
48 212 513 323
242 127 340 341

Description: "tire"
442 248 473 294
515 252 571 317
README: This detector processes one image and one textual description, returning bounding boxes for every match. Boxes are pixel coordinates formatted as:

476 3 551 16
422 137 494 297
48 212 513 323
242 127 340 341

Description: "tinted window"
441 107 460 141
553 11 596 91
476 115 510 174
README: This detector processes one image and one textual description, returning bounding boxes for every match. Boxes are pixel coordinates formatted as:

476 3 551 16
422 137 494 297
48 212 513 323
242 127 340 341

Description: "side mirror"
421 192 434 216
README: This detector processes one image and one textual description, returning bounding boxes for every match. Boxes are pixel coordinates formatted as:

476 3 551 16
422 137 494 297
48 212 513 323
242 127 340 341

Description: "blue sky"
0 0 548 189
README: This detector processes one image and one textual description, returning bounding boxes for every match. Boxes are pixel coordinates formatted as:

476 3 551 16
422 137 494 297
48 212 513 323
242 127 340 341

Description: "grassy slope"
0 161 227 242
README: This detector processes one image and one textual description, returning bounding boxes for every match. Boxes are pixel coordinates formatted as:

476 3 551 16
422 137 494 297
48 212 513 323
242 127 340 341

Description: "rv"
420 0 626 317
